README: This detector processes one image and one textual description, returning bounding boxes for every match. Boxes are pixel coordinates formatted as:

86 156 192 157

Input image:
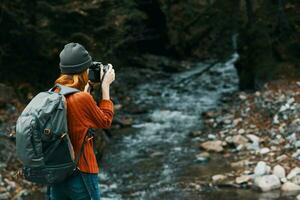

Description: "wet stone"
195 152 210 163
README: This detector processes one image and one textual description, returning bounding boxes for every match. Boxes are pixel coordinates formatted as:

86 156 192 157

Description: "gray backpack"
16 84 88 184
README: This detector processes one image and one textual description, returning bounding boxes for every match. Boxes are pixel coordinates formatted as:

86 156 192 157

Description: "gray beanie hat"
59 42 92 74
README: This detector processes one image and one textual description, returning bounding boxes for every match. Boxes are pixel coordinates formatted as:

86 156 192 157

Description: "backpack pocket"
16 115 44 167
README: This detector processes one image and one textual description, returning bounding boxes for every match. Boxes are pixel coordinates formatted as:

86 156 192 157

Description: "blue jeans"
50 171 100 200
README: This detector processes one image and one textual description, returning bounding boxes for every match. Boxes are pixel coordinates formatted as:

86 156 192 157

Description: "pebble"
287 167 300 180
272 165 286 179
189 131 202 137
254 161 269 176
200 140 224 152
281 181 300 192
254 175 281 192
208 134 216 140
292 150 300 160
0 192 10 200
238 129 245 134
260 148 270 155
292 175 300 185
295 140 300 148
15 189 29 200
235 175 252 184
4 178 16 191
232 135 248 146
212 174 227 183
231 160 250 168
246 134 260 145
239 94 247 100
273 115 280 124
196 152 210 163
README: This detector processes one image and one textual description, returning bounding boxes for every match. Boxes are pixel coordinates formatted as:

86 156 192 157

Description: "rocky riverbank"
194 79 300 198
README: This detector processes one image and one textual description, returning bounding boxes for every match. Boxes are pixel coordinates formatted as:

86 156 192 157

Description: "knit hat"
59 42 92 74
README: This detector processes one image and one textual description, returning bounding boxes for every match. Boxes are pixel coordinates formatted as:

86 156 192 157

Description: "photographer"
50 42 115 199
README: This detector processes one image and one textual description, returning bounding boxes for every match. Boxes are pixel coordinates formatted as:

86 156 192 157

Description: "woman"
50 42 115 200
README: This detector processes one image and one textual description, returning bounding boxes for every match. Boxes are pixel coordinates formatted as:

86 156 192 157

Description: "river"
99 53 261 200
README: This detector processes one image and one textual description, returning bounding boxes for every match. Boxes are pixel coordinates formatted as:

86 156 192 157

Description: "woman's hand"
101 64 115 88
101 64 115 100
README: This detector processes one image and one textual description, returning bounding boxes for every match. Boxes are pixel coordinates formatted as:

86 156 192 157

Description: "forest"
0 0 300 199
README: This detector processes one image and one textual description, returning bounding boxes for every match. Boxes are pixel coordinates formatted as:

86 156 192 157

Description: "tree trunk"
277 0 291 36
245 0 255 27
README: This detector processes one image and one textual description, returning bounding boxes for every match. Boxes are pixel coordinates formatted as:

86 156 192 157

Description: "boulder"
254 175 281 192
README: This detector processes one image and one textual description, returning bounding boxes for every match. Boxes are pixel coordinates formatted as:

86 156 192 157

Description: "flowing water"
99 54 249 199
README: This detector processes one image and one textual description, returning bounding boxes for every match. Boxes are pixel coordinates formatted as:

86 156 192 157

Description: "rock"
231 160 250 168
287 167 300 180
260 148 270 155
4 178 16 191
254 175 281 192
277 154 288 162
292 150 300 160
254 161 269 176
232 135 248 146
238 129 245 134
208 134 216 140
150 151 164 158
273 165 286 179
281 178 288 183
295 140 300 148
235 175 252 184
246 134 260 143
0 187 6 193
292 176 300 185
189 131 202 137
239 94 247 100
196 152 210 163
273 115 280 124
281 181 300 192
212 174 227 183
233 118 242 126
200 140 224 152
15 189 29 200
0 192 10 200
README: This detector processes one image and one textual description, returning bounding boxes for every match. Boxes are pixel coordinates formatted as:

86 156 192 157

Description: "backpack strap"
49 84 80 96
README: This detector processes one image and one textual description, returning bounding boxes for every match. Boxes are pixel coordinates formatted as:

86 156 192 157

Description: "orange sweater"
66 92 114 173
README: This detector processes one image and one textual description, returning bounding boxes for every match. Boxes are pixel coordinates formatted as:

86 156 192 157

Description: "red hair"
55 70 88 91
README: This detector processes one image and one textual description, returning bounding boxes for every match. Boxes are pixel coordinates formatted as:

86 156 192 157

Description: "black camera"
88 62 109 82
